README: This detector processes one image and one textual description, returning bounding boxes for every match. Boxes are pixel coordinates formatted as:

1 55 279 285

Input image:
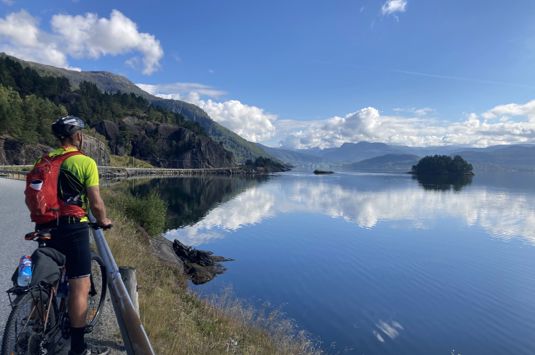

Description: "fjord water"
153 172 535 354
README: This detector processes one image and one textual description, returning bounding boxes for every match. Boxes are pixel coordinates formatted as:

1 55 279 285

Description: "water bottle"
17 255 32 287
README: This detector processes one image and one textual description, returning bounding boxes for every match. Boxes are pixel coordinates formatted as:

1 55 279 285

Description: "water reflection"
164 174 535 246
132 176 268 228
373 320 404 343
414 174 473 191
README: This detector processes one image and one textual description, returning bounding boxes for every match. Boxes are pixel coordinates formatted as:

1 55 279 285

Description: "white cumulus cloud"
192 96 277 142
276 99 535 149
381 0 407 15
137 82 277 142
279 107 438 149
51 10 163 74
0 9 163 74
0 10 70 68
481 99 535 121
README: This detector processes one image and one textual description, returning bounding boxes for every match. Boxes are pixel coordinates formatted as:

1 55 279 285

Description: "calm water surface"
149 172 535 354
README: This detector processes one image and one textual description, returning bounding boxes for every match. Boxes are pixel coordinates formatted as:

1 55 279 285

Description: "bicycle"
1 226 108 355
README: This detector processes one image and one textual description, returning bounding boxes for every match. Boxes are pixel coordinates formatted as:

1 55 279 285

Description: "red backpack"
25 151 86 224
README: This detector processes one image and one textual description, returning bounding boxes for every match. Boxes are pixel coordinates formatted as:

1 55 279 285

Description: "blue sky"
1 0 535 148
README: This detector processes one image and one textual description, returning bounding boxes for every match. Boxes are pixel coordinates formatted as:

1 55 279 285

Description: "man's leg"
69 276 91 353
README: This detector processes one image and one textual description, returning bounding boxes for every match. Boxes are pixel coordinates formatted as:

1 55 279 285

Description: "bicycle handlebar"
89 222 113 230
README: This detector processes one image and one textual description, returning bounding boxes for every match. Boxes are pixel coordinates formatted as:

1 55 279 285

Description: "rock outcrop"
172 239 232 285
82 135 111 165
0 134 110 165
96 118 234 168
0 136 50 164
149 236 231 285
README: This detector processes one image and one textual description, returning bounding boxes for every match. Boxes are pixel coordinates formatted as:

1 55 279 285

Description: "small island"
411 155 474 190
411 155 474 177
313 169 334 175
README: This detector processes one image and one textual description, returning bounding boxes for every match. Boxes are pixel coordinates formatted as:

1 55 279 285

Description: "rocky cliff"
0 136 49 164
152 99 270 163
0 134 110 165
95 118 233 168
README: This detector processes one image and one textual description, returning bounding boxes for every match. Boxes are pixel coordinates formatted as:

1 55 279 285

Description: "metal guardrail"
0 165 244 180
89 212 156 355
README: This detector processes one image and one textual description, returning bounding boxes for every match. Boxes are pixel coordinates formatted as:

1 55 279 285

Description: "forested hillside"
2 53 273 163
0 56 234 168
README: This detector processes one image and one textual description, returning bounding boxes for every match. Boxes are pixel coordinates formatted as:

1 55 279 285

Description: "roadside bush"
112 190 167 236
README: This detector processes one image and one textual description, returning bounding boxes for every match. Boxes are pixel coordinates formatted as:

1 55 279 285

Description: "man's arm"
87 186 112 226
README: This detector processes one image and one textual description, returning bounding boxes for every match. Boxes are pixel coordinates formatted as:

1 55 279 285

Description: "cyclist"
33 115 112 355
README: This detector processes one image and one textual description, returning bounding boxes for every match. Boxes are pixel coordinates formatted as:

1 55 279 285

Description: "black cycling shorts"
45 223 91 279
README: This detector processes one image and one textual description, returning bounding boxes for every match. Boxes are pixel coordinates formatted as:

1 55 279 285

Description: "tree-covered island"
411 155 474 177
411 155 474 191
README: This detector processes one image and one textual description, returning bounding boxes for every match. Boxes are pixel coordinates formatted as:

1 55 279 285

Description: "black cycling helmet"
51 115 85 139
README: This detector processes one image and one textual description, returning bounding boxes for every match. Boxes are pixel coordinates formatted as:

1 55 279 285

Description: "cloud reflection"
164 177 535 246
373 320 404 343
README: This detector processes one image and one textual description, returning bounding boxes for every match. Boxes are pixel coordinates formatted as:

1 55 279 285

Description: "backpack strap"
38 149 84 165
50 150 83 163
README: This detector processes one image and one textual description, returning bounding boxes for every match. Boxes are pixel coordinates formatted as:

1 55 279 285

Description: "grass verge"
102 188 320 355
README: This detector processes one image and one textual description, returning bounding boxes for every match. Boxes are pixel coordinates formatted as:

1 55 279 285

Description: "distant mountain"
316 142 404 163
453 145 535 172
258 144 322 166
342 154 420 173
1 53 271 163
263 142 410 167
268 140 535 173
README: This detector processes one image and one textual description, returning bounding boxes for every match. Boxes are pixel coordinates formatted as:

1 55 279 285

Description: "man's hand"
98 217 113 229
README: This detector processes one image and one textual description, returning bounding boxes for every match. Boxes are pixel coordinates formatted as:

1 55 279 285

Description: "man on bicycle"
34 115 112 355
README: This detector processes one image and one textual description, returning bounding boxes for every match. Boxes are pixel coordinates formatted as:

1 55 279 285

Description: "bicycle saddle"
25 231 52 241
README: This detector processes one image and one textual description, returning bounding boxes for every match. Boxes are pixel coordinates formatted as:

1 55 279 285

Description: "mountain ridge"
266 142 535 173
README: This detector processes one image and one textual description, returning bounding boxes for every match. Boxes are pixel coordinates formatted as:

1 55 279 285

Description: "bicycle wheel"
85 253 107 331
1 288 57 355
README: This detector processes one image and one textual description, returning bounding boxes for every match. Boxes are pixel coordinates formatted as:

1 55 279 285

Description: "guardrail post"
119 267 140 315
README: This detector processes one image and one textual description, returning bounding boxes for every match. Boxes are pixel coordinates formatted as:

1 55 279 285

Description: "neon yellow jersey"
45 146 100 222
48 146 99 188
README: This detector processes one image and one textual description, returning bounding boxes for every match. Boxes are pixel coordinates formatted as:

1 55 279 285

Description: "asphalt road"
0 178 34 338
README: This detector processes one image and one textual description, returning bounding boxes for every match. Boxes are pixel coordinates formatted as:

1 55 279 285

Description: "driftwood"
172 240 232 284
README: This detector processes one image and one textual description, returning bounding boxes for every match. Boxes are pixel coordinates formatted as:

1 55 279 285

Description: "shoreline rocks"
150 235 232 285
